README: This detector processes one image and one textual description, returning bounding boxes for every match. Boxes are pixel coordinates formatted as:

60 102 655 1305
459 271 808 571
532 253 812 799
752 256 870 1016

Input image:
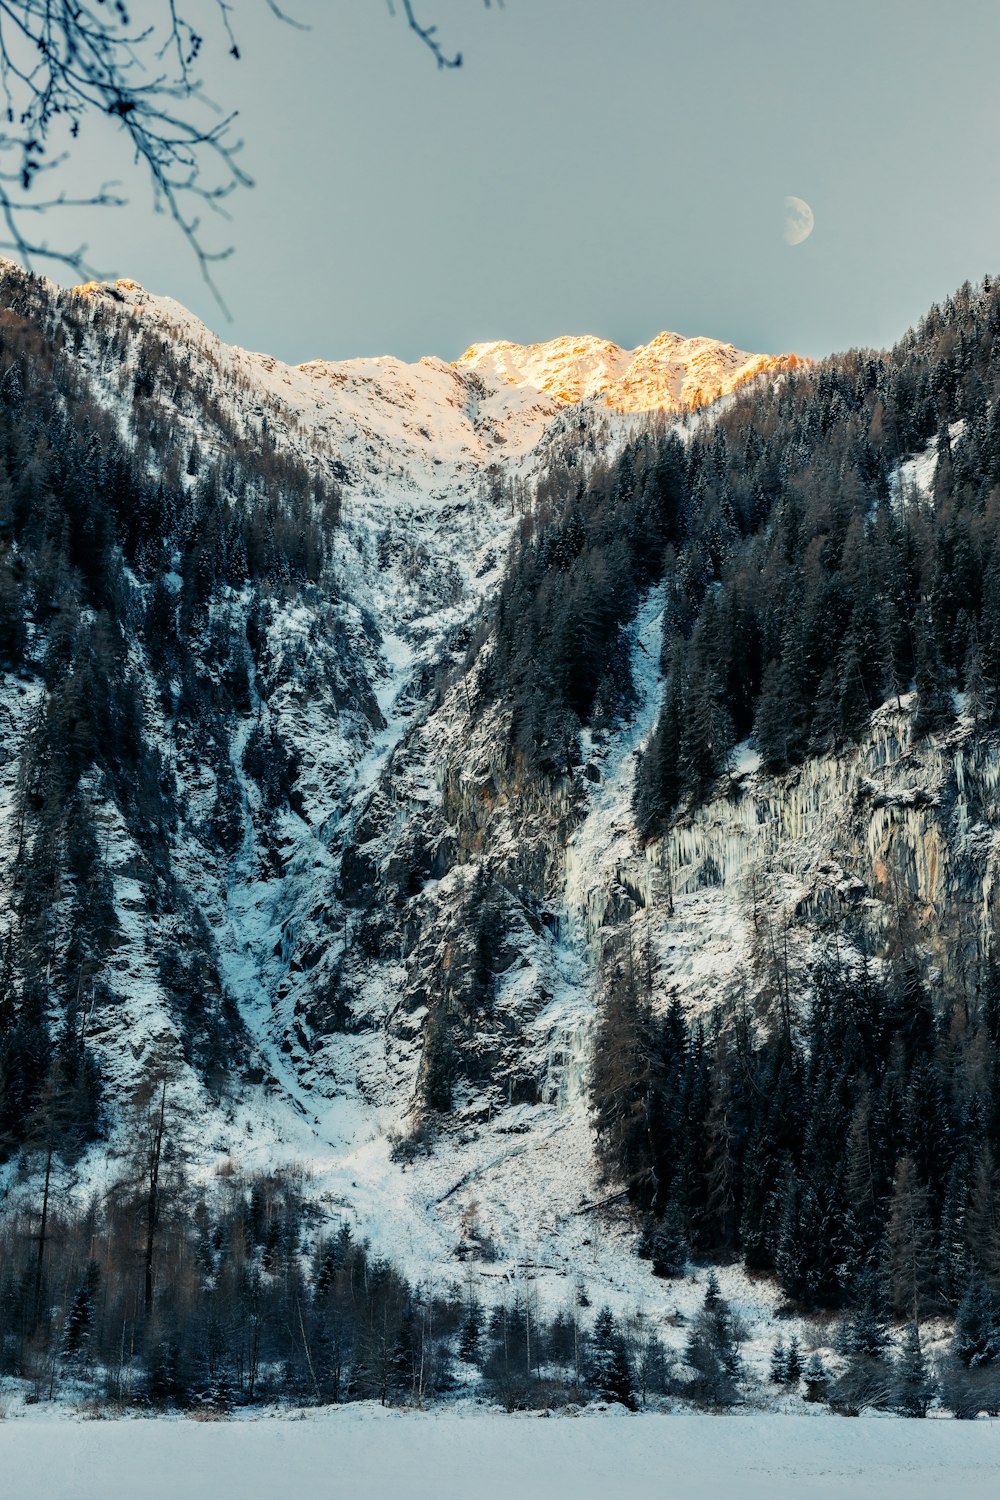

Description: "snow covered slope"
74 276 800 482
8 261 1000 1374
1 265 807 1320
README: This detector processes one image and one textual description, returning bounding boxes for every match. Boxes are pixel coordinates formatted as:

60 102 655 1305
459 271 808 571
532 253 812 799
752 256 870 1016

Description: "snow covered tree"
684 1273 742 1407
830 1274 893 1414
62 1259 100 1360
892 1323 936 1417
651 1200 689 1280
952 1275 1000 1369
459 1299 483 1364
421 1010 457 1114
589 1306 636 1410
802 1352 829 1403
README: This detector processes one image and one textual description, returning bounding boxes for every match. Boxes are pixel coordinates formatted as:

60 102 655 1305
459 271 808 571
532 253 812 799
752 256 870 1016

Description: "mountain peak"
455 330 804 413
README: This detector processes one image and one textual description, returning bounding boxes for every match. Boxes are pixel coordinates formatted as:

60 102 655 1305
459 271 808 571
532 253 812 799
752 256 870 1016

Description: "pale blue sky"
42 0 1000 365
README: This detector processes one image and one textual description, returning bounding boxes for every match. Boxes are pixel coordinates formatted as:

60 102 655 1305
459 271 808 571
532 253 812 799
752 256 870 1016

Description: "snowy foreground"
4 1408 999 1500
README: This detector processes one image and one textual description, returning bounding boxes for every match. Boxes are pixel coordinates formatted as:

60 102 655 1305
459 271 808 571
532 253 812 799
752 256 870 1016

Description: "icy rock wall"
438 729 581 903
647 704 1000 981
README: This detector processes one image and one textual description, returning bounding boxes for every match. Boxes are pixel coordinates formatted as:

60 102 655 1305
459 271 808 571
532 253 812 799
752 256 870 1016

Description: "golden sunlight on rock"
455 334 805 415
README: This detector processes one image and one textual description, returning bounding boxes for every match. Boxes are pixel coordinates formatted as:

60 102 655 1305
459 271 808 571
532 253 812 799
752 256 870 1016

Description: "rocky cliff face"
645 699 1000 1009
19 271 800 1130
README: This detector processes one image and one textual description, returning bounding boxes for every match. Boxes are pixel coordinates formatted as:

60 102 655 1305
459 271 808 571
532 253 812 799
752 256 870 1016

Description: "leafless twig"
388 0 500 71
0 1 292 305
0 2 499 303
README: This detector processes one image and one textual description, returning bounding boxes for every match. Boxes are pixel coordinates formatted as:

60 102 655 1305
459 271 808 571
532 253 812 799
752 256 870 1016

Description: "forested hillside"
0 266 343 1156
2 260 1000 1418
459 277 1000 1406
473 277 1000 826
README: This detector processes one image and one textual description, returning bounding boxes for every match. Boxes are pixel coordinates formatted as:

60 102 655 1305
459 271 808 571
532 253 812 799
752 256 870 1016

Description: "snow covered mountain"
0 270 797 1279
4 261 1000 1375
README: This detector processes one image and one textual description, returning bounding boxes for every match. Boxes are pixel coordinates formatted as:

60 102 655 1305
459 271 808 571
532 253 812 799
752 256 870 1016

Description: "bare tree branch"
390 0 462 69
0 1 285 305
0 3 497 305
389 0 499 71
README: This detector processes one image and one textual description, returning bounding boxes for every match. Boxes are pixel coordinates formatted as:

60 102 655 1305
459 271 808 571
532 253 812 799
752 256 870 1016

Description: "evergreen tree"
912 608 953 737
684 1273 742 1407
937 1159 970 1309
62 1259 100 1359
459 1299 483 1364
831 1273 893 1414
952 1275 1000 1368
422 1010 456 1114
892 1322 936 1417
802 1352 829 1403
887 1155 936 1322
589 1306 636 1410
651 1200 689 1280
842 1272 892 1360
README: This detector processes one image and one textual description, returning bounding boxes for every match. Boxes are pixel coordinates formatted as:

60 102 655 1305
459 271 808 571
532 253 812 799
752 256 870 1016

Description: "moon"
783 195 815 246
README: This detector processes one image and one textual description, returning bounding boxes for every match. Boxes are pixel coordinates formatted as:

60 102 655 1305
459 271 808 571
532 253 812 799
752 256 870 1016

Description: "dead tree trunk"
144 1080 167 1319
33 1143 53 1326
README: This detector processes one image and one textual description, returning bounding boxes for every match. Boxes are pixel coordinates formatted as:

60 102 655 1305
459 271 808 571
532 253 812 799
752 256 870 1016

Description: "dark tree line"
593 938 1000 1370
0 1140 681 1412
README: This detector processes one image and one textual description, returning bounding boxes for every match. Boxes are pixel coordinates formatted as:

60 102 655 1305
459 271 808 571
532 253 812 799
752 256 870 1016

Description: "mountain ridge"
456 330 804 412
71 270 799 429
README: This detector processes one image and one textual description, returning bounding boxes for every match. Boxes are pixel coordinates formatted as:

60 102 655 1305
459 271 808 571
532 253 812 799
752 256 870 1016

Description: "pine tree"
633 673 683 839
651 1200 688 1279
843 1272 892 1360
754 654 808 772
892 1322 936 1417
678 661 734 802
831 1273 893 1414
953 1275 1000 1368
967 1143 1000 1280
769 1337 788 1383
684 1273 741 1407
937 1158 970 1308
589 1306 636 1410
422 1010 456 1114
912 608 953 737
459 1299 483 1364
887 1156 936 1322
833 622 873 745
963 632 995 727
802 1352 829 1403
62 1259 100 1359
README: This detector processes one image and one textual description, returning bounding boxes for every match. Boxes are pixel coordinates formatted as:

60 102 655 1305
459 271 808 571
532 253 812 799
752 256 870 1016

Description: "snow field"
3 1408 998 1500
